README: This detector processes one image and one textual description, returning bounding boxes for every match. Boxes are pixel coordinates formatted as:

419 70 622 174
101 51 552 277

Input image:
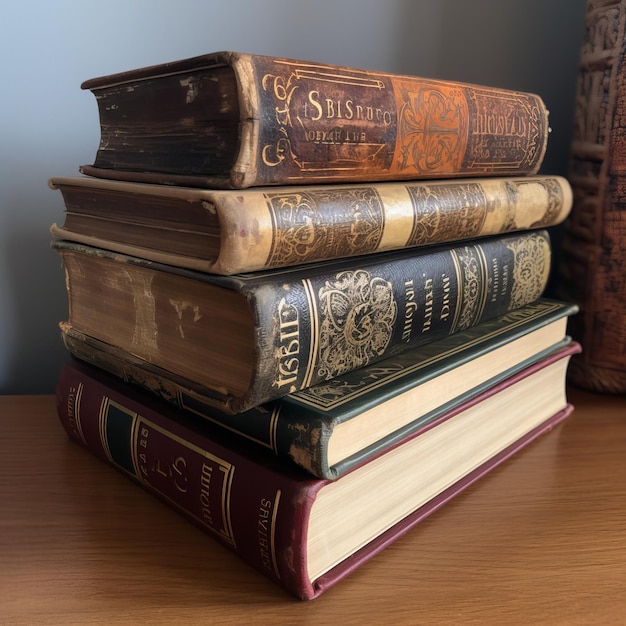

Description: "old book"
56 343 577 600
52 230 552 413
557 0 626 392
50 175 572 275
78 51 550 189
61 299 578 479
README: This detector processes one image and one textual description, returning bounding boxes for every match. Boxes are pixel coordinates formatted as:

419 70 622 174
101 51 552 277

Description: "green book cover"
62 298 577 479
54 230 553 412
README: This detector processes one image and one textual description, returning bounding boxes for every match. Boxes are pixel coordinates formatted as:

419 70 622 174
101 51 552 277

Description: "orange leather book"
79 51 550 189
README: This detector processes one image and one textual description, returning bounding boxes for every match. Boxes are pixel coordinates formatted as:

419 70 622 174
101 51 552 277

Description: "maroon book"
56 342 578 600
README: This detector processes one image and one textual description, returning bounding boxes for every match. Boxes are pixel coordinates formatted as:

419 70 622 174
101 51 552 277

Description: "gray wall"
0 0 586 394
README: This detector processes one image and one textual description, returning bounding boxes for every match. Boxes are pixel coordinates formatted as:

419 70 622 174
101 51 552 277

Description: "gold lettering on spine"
135 418 238 548
501 264 510 298
275 297 300 389
261 62 395 171
305 91 393 127
200 463 214 527
66 382 87 445
491 257 500 303
138 426 149 479
258 491 282 579
307 90 323 121
441 274 451 321
422 278 434 333
402 279 417 342
473 110 528 137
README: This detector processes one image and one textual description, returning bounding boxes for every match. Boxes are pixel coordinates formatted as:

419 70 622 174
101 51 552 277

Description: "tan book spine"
50 175 571 275
213 176 571 274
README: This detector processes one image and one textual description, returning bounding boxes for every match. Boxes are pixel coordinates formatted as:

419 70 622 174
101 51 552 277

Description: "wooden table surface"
1 388 625 625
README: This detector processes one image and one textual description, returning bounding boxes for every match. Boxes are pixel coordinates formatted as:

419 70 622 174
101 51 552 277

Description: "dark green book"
62 298 577 479
53 230 553 413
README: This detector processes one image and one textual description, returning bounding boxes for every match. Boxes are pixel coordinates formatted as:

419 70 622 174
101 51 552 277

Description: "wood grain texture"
1 389 625 624
558 0 626 392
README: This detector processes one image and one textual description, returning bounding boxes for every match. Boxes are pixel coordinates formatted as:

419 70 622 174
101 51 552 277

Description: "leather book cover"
79 51 550 188
53 230 553 412
50 174 572 275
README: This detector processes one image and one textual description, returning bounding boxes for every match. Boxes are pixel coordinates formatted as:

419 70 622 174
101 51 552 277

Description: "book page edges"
329 337 578 478
310 403 574 599
50 224 218 273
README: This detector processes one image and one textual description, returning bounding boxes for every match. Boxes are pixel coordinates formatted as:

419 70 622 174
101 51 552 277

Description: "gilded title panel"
255 57 397 180
264 187 385 267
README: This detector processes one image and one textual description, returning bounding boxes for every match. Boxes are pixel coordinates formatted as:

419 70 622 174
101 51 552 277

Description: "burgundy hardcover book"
56 343 578 600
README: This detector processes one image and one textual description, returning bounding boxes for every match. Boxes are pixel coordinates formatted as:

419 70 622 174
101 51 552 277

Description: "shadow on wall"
395 0 587 298
0 211 69 394
399 0 587 178
0 0 587 393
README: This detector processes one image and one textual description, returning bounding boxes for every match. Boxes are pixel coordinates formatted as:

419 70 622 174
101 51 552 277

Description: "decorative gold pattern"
300 362 406 406
298 300 562 410
406 182 487 245
502 177 566 231
266 188 385 267
507 233 550 311
258 61 394 176
532 177 566 228
452 246 486 332
397 84 465 174
316 270 397 380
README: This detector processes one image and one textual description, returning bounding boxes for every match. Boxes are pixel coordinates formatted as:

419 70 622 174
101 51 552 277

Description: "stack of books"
50 51 580 600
